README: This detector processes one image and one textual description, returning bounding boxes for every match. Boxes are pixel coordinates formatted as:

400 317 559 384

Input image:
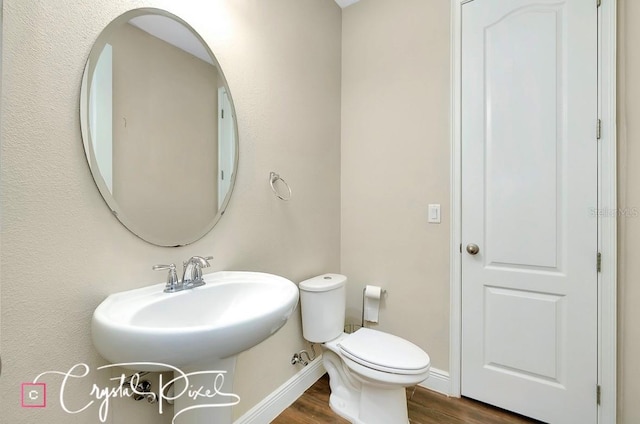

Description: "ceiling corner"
334 0 361 9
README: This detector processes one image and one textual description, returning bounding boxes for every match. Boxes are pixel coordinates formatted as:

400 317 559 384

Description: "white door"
461 0 598 423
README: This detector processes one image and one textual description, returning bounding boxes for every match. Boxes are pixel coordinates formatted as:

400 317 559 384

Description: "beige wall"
0 1 341 423
341 0 451 371
112 23 219 246
618 1 639 422
342 0 640 422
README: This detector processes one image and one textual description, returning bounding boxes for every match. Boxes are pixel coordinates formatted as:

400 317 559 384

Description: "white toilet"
299 274 430 424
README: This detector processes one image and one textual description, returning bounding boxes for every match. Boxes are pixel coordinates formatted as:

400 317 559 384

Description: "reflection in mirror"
80 8 238 246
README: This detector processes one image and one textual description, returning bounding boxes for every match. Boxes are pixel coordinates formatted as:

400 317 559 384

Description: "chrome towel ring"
269 172 292 201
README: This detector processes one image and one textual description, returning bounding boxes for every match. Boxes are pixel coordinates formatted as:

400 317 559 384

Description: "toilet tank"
299 274 347 343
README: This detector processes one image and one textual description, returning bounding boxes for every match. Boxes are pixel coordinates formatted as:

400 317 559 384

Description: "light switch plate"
428 204 441 223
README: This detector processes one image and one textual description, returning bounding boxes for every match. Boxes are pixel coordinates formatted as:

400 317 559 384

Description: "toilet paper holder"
361 285 386 327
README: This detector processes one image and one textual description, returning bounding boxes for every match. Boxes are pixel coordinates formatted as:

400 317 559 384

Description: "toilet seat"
338 328 430 375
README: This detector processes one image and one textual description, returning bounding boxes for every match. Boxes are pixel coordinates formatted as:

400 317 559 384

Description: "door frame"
448 0 617 423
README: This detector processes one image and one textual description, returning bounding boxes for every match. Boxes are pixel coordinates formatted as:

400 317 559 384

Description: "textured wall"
0 0 341 422
6 0 638 422
617 1 640 421
341 0 451 371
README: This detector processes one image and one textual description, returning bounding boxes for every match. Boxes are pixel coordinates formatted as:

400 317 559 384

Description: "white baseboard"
419 367 451 396
234 356 325 424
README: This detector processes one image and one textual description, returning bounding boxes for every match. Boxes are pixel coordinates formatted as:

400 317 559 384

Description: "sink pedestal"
172 356 238 424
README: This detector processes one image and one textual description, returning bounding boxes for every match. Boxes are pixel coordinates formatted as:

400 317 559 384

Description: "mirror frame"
80 8 239 247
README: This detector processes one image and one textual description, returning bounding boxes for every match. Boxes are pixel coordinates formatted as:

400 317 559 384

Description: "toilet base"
323 351 410 424
329 384 409 424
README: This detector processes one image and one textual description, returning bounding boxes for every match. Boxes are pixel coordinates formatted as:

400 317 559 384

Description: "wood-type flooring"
272 374 542 424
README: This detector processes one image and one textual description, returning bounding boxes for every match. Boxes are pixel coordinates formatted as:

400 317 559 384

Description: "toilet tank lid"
299 274 346 292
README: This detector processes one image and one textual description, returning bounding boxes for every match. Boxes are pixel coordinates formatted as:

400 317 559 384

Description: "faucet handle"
182 256 213 265
153 264 180 293
197 256 213 279
182 256 213 271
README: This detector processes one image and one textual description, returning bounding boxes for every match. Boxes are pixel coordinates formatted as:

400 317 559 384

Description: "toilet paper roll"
363 285 382 323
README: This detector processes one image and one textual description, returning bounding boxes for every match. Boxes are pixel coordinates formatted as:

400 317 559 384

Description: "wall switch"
428 204 441 223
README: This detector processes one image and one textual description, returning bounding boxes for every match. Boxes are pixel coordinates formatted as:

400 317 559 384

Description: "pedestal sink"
92 271 299 424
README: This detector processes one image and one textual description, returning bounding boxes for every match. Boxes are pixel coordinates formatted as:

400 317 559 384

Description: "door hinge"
221 109 225 119
597 0 601 7
597 119 602 139
597 252 602 272
459 243 462 253
597 385 601 405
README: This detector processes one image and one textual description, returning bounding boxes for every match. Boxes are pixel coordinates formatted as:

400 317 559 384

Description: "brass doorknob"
466 243 480 255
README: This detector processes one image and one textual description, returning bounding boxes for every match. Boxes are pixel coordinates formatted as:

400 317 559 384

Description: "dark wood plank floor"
273 374 542 424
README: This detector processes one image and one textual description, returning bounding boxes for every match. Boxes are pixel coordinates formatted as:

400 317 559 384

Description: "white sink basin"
92 271 299 371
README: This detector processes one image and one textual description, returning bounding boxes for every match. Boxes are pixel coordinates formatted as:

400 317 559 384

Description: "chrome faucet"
153 256 212 293
182 256 213 288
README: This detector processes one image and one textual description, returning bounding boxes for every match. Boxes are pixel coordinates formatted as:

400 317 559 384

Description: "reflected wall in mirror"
80 8 238 246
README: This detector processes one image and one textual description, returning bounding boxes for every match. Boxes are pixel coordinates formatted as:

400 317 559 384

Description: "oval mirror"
80 8 238 246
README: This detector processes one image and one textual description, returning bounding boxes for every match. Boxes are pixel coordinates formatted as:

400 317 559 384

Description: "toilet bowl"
299 274 430 424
